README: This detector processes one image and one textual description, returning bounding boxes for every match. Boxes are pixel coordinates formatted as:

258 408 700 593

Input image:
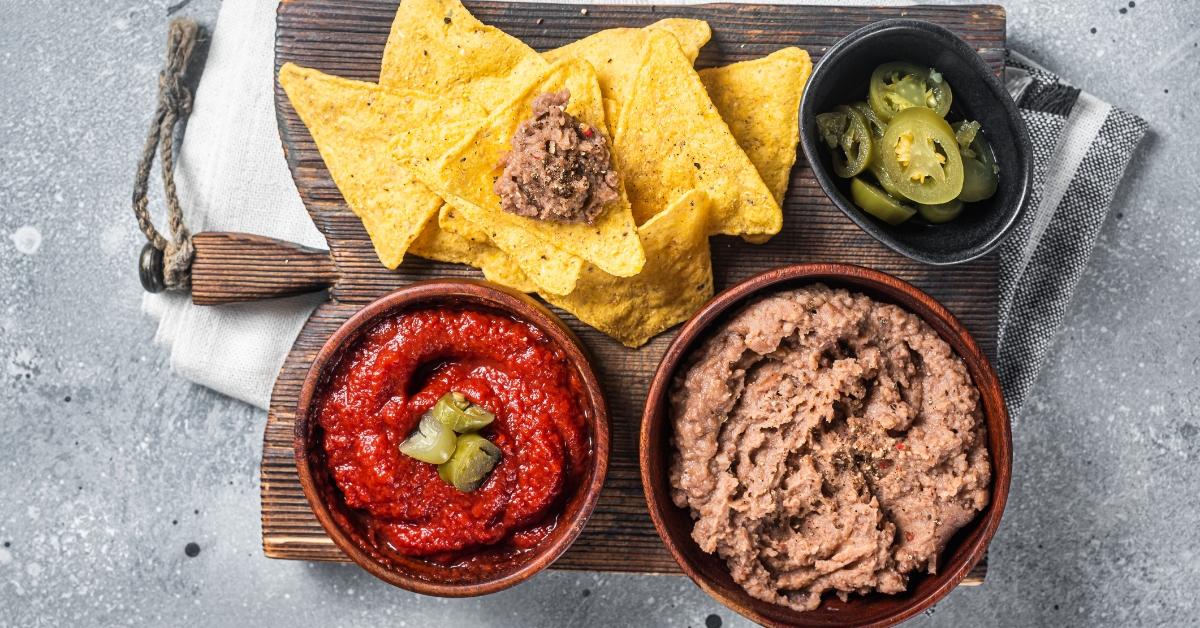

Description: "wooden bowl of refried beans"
640 264 1011 627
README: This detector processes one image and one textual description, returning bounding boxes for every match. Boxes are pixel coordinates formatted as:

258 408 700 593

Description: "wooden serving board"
258 0 1004 581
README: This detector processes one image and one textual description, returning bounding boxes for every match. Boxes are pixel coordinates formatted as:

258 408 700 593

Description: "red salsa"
315 307 590 559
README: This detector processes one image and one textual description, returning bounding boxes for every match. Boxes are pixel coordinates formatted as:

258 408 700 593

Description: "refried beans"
494 90 619 225
669 285 991 611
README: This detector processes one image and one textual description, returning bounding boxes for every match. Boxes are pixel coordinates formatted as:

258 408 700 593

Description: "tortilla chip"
437 203 489 244
543 190 714 347
438 204 582 295
602 98 620 135
543 19 711 123
278 63 483 269
614 31 782 237
379 0 548 110
394 119 585 295
409 215 537 293
393 58 645 281
648 18 713 62
700 47 812 205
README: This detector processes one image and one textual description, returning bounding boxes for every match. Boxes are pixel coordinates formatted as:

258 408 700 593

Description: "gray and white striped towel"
998 52 1148 418
142 0 1148 417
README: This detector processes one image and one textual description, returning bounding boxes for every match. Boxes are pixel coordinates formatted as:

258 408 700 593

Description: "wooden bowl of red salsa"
294 280 608 595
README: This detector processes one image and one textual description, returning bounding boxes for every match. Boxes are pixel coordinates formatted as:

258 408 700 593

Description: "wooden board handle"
190 232 336 305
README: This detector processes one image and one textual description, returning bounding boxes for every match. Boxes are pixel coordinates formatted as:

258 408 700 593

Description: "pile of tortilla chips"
279 0 811 347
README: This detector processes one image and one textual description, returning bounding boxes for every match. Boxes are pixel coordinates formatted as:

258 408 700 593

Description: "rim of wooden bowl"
640 263 1012 627
294 279 610 597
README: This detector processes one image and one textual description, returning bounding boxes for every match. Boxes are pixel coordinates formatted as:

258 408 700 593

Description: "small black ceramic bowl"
799 19 1033 266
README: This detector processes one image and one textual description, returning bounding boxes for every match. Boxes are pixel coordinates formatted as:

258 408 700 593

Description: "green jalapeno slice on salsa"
869 62 953 122
880 107 964 205
430 391 495 433
398 414 457 465
438 433 502 492
850 177 916 226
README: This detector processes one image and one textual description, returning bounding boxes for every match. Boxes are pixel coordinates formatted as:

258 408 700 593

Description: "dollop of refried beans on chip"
494 90 619 224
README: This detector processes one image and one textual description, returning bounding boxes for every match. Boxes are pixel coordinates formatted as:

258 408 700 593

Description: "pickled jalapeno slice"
398 414 457 465
430 391 495 433
917 199 965 224
880 107 964 204
868 62 952 121
850 101 887 139
816 110 848 149
438 434 502 492
952 121 1000 203
850 177 916 226
831 105 874 178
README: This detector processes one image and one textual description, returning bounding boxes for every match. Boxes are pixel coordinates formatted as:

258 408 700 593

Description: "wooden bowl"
294 279 609 596
640 264 1012 627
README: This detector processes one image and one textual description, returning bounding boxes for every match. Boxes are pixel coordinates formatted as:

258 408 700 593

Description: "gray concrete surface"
1 0 1196 626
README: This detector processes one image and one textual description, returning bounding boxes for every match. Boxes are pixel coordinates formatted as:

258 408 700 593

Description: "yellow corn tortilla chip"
614 31 782 236
409 214 537 293
379 0 547 111
393 116 586 295
438 202 583 296
543 18 711 124
645 18 712 61
602 98 620 135
393 58 645 280
699 47 812 206
437 203 489 244
278 63 484 269
543 190 714 348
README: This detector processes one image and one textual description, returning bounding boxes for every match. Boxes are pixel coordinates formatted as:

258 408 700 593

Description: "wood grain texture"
261 0 1005 585
191 232 336 305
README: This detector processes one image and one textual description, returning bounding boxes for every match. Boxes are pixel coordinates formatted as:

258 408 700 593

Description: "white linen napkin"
144 1 1145 415
142 0 327 408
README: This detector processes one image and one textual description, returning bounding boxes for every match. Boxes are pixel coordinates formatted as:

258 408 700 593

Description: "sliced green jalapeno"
831 105 874 178
398 414 457 465
850 101 887 139
917 199 965 223
438 434 501 492
869 62 952 121
850 177 916 226
816 111 848 150
952 121 1000 202
430 391 495 433
880 107 964 204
